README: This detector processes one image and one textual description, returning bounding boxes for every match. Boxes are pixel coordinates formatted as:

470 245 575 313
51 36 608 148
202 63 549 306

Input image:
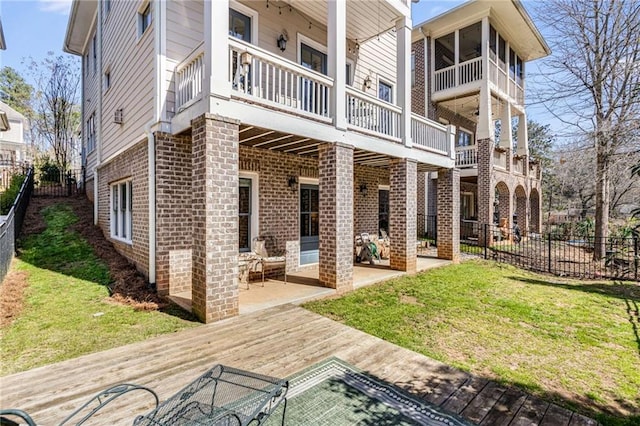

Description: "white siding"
354 31 398 100
100 0 155 161
84 25 100 179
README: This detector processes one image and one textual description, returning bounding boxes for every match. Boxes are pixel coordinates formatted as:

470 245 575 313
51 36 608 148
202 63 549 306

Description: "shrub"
0 174 26 215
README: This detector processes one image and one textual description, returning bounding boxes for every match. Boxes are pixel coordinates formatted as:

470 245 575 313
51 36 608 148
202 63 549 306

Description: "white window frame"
138 1 152 38
239 171 259 251
86 112 96 153
346 58 355 86
229 1 259 44
297 33 327 65
110 179 133 244
377 78 394 104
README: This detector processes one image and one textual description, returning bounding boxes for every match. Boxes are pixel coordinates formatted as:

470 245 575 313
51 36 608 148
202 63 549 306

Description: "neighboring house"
0 101 30 190
412 0 550 243
64 0 460 323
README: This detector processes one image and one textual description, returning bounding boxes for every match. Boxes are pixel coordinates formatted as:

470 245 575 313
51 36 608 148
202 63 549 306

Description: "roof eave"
63 0 97 55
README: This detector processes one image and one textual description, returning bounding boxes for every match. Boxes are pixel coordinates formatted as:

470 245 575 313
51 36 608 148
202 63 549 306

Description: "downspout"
145 122 156 287
95 5 103 226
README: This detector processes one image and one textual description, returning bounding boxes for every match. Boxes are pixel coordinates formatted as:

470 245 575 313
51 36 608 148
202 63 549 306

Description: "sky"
0 0 557 135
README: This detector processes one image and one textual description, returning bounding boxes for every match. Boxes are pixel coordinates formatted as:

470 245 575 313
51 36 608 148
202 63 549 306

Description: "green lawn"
304 260 640 425
0 203 198 375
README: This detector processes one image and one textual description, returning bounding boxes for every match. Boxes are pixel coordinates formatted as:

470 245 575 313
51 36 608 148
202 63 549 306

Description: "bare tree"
533 0 640 259
28 54 81 174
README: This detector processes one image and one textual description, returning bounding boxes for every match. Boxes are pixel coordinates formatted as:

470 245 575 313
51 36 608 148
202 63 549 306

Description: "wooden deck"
0 305 597 425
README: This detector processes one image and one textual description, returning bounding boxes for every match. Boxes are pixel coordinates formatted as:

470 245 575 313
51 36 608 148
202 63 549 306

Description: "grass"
304 260 640 425
0 203 198 375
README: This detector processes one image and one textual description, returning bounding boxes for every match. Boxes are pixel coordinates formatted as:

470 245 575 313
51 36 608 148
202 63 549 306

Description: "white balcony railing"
489 58 524 105
229 38 333 120
411 114 449 155
455 145 478 167
175 42 204 110
458 57 483 86
346 86 402 141
434 57 483 92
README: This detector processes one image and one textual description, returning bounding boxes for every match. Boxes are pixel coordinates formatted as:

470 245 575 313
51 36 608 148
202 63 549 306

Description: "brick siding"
389 159 417 273
96 140 149 278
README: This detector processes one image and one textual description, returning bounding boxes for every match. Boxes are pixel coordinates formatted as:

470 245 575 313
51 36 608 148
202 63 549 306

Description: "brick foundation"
155 131 193 295
96 140 149 278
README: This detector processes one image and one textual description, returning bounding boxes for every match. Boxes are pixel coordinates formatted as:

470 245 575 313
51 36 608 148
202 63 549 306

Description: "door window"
239 178 252 252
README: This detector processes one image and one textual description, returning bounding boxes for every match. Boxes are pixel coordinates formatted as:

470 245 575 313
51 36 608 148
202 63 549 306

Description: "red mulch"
2 195 167 329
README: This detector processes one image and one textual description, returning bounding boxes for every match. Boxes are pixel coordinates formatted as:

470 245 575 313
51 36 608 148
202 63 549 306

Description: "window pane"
379 81 392 103
229 9 251 42
509 48 516 78
434 32 454 71
379 189 389 235
300 44 327 75
459 22 481 62
301 213 310 237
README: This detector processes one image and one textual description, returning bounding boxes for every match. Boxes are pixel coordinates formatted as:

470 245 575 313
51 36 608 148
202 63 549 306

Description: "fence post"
484 224 488 259
548 235 552 273
634 237 638 282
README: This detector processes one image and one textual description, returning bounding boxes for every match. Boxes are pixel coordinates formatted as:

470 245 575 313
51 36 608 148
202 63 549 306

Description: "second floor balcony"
455 144 541 179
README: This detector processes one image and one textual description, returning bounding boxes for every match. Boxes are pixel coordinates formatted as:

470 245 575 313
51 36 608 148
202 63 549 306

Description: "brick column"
318 143 354 292
191 114 239 323
437 168 460 262
389 159 417 273
477 138 494 246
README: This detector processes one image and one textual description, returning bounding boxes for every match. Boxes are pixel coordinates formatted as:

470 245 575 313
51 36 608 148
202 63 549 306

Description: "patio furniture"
252 236 287 285
134 365 288 426
239 252 262 290
1 366 288 426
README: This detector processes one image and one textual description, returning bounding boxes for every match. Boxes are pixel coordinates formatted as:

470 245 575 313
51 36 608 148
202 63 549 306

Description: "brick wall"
97 140 149 278
353 165 389 237
191 114 239 323
155 131 193 295
411 38 426 116
436 106 477 137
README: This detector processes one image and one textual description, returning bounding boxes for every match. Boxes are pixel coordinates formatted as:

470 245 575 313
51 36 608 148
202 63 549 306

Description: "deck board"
0 305 596 425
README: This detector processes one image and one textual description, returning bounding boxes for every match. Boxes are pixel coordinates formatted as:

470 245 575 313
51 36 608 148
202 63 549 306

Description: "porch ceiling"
281 0 400 42
239 125 438 172
436 93 522 123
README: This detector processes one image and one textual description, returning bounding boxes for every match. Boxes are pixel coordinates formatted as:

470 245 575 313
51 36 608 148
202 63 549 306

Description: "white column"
396 15 412 147
205 0 230 101
499 101 512 149
481 17 489 82
476 80 493 141
517 113 528 155
328 0 346 130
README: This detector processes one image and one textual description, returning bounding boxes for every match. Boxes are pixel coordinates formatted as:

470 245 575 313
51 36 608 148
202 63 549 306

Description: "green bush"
38 160 61 183
0 174 26 214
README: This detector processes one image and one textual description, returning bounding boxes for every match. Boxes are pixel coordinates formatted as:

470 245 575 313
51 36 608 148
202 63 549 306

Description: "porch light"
359 183 368 197
287 175 298 190
363 76 372 90
277 30 288 52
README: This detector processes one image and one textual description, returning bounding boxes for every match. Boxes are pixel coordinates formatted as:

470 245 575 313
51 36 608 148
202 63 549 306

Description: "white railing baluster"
410 113 449 155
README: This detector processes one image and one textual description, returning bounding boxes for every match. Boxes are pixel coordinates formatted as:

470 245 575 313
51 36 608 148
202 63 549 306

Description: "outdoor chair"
252 236 287 284
1 365 288 426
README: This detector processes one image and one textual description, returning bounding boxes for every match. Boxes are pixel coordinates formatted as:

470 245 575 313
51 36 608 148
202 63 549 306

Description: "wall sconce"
359 183 368 197
240 51 252 75
363 76 372 90
287 175 298 190
276 30 289 52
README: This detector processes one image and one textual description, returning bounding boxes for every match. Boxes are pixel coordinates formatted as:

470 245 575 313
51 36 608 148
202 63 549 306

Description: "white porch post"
205 0 230 101
517 113 529 156
477 17 493 141
328 0 346 130
396 15 412 147
499 101 512 149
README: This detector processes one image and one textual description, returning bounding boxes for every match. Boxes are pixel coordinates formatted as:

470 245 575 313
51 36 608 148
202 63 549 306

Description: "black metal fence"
481 224 638 281
33 168 83 197
0 168 34 284
417 214 437 241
